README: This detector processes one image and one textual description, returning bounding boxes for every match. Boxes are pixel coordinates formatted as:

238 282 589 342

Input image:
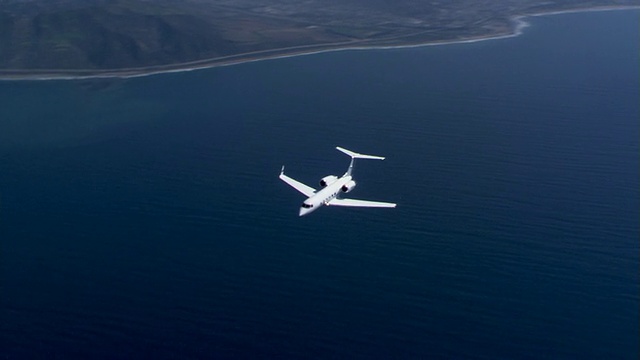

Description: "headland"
0 0 638 80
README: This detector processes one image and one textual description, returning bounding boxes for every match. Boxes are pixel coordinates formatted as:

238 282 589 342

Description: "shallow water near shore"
1 10 638 359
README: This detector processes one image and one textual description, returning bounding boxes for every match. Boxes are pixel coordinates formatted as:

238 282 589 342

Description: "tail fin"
336 146 385 160
336 146 385 176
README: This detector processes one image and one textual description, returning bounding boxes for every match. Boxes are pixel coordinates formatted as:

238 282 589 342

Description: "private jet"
279 147 397 216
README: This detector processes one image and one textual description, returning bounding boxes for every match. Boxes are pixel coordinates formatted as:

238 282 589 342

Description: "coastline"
1 5 637 81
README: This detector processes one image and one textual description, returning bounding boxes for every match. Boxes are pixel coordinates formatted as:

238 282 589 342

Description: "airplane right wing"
279 167 316 197
328 198 396 208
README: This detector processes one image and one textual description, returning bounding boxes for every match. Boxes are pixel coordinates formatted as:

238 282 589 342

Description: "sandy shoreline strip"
1 5 637 81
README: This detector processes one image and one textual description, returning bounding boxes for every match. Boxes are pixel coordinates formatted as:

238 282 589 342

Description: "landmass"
0 0 637 78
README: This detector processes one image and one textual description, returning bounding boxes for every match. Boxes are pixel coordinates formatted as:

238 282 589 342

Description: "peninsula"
0 0 637 78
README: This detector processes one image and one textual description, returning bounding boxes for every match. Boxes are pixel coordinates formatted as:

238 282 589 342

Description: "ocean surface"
1 10 638 359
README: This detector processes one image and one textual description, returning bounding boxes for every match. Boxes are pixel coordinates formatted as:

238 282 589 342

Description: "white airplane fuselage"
299 175 352 216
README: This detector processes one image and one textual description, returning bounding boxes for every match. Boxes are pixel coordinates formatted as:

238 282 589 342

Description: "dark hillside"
0 0 636 72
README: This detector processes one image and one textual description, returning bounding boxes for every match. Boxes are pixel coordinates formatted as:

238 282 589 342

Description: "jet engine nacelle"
319 175 338 187
341 180 356 193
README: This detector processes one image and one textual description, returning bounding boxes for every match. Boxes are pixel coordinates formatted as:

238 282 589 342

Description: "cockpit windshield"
301 203 313 209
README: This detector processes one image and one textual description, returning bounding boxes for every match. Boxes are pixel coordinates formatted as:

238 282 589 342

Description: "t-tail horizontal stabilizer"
336 146 386 176
336 146 385 160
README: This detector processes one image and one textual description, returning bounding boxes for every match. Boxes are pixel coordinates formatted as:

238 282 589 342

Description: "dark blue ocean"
1 10 638 359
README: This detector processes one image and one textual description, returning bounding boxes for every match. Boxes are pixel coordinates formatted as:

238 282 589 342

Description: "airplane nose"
299 208 307 216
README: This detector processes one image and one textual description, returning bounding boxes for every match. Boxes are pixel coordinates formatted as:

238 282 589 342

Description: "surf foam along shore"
0 5 637 81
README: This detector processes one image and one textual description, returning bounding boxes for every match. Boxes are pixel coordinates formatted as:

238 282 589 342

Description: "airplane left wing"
279 167 316 197
328 198 396 208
